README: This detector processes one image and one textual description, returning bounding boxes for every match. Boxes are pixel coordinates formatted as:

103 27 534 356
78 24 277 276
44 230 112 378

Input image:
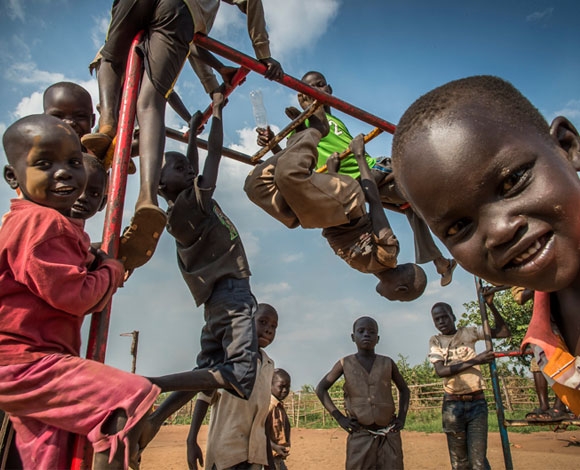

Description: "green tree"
459 287 533 375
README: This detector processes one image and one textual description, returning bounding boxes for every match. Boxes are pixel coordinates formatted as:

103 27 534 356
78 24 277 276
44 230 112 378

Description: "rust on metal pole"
71 32 144 470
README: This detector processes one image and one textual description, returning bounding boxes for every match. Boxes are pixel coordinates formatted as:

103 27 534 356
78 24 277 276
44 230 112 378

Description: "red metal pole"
70 32 143 470
193 34 397 134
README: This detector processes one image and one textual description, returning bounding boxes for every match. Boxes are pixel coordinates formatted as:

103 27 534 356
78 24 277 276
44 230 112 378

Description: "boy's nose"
483 209 526 251
54 167 72 179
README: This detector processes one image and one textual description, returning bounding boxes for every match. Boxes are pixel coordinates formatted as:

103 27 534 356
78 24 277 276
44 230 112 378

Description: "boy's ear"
3 165 19 190
98 175 109 212
90 113 96 129
327 84 333 95
350 333 355 343
550 116 580 171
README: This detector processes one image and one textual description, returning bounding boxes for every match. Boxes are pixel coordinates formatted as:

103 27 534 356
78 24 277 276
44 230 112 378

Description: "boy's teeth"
513 240 541 264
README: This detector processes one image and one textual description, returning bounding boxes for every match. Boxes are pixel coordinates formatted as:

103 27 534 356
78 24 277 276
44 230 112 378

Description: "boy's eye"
500 164 531 195
445 217 472 238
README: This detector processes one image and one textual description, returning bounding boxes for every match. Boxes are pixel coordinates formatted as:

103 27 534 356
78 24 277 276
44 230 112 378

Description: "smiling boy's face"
396 108 580 292
4 120 86 216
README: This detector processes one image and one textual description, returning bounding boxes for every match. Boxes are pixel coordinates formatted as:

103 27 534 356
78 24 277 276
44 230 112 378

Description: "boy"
43 80 137 174
83 0 284 271
267 368 292 470
316 316 410 470
246 116 427 302
71 154 108 220
257 70 456 286
187 303 279 470
391 75 580 414
0 114 159 469
138 93 260 451
43 81 95 141
428 302 509 470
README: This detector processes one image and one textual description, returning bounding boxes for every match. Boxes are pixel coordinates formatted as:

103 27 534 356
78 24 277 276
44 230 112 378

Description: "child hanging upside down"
245 106 426 301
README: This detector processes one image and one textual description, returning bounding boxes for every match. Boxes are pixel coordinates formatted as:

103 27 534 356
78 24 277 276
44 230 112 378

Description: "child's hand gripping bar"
250 100 323 162
315 127 383 173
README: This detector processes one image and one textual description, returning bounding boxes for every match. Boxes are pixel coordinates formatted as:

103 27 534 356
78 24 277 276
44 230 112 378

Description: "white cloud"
91 14 110 51
281 252 304 263
6 0 25 22
255 281 291 296
550 99 580 121
525 8 553 23
14 91 43 118
4 62 65 86
264 0 340 59
211 0 339 61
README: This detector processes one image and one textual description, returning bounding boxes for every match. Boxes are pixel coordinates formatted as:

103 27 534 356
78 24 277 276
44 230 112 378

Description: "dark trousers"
442 398 491 470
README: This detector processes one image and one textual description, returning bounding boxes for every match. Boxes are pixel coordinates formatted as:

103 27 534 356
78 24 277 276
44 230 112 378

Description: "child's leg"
274 128 365 229
135 71 166 210
244 152 300 228
0 355 160 470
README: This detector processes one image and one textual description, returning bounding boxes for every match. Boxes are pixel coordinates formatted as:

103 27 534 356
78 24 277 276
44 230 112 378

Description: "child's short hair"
352 316 378 332
257 303 278 317
83 153 107 177
273 368 291 383
392 75 550 171
3 114 75 165
375 263 427 302
431 302 456 321
43 81 93 108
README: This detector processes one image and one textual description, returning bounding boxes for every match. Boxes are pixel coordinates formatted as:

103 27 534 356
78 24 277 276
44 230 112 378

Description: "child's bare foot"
326 152 341 173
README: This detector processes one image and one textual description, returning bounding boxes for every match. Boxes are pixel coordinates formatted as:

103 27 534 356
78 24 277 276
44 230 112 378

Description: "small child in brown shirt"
266 368 292 470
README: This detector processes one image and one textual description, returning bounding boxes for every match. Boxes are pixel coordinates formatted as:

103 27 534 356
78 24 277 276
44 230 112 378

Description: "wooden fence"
164 375 546 428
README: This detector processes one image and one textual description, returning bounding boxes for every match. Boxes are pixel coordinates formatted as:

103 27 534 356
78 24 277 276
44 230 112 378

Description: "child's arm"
265 411 290 460
390 362 410 431
187 396 212 470
315 361 360 433
351 134 394 241
484 293 511 339
432 350 495 378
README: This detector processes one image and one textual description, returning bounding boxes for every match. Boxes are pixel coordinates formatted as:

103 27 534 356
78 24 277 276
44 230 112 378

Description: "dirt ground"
141 424 580 469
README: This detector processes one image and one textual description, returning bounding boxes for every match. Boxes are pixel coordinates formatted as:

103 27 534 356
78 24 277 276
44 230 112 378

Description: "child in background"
267 368 292 470
43 81 95 142
316 316 410 470
71 154 108 221
391 74 580 414
187 303 279 470
0 114 159 469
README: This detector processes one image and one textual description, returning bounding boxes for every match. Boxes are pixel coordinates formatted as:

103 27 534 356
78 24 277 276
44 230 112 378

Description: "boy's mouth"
52 185 76 196
504 232 553 270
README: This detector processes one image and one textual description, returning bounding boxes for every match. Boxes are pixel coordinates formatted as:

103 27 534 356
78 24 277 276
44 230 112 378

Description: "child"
43 80 137 175
246 114 427 302
137 93 261 451
83 0 284 271
267 368 292 470
0 114 159 469
71 154 108 220
187 303 279 470
391 74 580 414
43 81 95 142
316 316 410 470
428 301 509 470
257 70 456 286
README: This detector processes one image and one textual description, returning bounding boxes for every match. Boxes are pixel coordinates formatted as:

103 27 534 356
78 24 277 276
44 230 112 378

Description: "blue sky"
1 1 579 389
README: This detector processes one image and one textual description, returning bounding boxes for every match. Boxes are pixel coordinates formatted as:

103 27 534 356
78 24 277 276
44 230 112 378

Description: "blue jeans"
442 398 491 470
